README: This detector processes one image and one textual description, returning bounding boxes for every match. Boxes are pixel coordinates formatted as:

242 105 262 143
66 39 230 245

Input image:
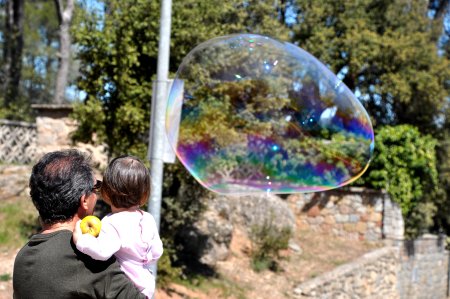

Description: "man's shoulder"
14 230 145 298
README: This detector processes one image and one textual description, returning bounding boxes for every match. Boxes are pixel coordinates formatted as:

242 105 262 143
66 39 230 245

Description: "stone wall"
289 187 404 241
293 246 400 299
35 111 78 156
294 235 449 299
0 165 32 200
0 104 108 168
397 234 449 299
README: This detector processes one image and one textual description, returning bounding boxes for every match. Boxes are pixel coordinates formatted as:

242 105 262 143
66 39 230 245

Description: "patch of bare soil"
0 248 18 299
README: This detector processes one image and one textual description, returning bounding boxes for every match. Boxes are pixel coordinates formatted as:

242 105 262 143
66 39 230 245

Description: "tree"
292 0 449 135
53 0 74 104
22 1 60 105
1 0 71 120
291 0 450 236
2 0 24 115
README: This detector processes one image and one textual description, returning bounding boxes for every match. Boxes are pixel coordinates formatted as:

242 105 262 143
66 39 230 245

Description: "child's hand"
72 220 82 244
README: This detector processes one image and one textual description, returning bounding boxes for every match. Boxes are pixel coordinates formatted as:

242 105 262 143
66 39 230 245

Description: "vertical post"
147 0 172 294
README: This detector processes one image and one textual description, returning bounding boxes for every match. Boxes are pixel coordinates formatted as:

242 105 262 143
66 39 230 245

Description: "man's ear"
80 194 89 210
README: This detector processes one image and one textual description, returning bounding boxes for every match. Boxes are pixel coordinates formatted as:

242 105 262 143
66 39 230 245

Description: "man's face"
85 179 101 215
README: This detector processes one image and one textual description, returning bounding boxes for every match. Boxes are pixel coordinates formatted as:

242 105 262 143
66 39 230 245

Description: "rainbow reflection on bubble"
166 34 374 195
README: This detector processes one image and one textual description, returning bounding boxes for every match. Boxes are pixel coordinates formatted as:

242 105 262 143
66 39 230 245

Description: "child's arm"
148 215 164 261
73 219 121 261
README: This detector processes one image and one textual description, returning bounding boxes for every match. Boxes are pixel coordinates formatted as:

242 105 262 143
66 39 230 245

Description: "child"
73 155 163 299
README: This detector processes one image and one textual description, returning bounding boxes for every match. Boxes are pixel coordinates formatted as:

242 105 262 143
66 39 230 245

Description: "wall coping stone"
0 119 36 128
325 187 388 195
31 104 73 119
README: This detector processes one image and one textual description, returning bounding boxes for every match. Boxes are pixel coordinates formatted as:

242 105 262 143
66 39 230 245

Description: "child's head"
101 155 150 208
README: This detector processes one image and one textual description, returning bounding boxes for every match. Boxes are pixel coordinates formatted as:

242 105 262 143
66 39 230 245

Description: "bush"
159 162 210 277
356 125 440 237
249 212 292 272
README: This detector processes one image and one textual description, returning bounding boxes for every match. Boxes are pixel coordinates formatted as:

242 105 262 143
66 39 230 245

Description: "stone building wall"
289 187 404 242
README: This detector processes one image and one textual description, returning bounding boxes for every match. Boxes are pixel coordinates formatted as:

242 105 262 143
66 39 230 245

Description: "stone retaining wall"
293 236 449 299
293 246 400 299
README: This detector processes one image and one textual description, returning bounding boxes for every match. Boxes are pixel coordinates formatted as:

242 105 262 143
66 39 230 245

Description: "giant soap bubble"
166 34 374 195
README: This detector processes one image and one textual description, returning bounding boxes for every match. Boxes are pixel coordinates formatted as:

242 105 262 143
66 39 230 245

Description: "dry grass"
0 197 39 250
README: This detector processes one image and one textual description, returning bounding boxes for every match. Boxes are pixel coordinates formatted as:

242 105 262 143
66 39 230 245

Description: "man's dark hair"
29 150 94 225
101 155 150 209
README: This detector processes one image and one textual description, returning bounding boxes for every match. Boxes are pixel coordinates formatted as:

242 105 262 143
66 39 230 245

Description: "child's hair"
101 155 150 208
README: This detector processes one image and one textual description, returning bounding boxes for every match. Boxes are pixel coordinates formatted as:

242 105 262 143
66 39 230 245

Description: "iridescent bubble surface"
166 34 374 195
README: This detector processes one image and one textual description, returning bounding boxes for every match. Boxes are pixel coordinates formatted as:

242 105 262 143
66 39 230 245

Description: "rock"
179 194 296 267
288 240 303 254
178 205 234 267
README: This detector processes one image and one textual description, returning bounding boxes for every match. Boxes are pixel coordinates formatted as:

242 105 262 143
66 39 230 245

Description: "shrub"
249 212 292 272
356 125 440 237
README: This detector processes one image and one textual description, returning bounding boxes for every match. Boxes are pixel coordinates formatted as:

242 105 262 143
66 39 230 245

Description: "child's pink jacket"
76 210 163 298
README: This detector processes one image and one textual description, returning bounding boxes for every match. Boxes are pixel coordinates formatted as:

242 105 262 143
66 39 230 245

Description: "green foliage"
153 243 183 288
72 0 158 157
0 201 40 249
433 121 450 234
0 99 33 122
71 99 106 145
358 125 439 237
0 274 11 282
72 0 290 157
249 212 292 272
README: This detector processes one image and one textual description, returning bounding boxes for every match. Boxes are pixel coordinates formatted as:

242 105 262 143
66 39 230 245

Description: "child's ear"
140 195 148 207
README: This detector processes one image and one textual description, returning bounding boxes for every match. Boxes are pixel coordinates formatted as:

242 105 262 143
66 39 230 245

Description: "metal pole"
148 0 172 294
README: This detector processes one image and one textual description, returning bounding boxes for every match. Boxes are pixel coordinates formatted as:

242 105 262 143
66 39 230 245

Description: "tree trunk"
3 0 24 107
54 0 74 104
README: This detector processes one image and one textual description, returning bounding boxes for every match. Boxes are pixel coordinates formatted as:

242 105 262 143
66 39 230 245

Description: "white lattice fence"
0 119 37 164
